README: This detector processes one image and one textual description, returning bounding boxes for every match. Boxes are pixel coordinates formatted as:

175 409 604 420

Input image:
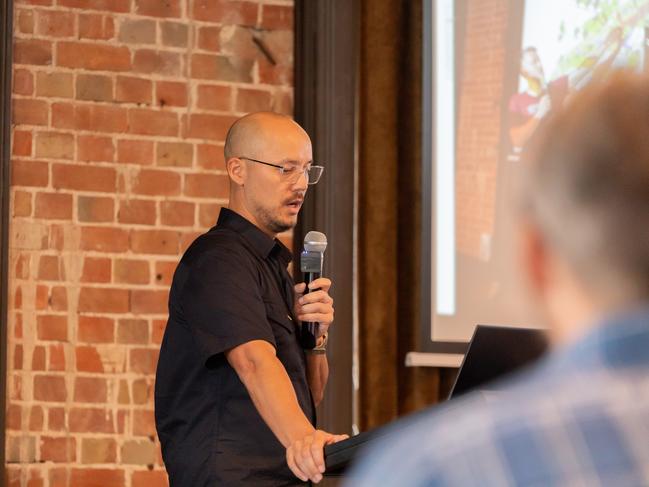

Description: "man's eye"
282 166 298 173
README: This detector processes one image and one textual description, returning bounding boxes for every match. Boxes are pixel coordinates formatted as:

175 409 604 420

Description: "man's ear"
520 220 548 297
227 157 245 186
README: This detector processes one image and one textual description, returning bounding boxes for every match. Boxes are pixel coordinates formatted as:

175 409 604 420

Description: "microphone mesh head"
304 231 327 253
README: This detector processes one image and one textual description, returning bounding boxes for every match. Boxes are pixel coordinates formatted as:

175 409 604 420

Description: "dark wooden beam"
294 0 360 435
0 0 13 472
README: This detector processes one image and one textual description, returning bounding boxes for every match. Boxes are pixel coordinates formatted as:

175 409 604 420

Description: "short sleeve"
180 247 276 365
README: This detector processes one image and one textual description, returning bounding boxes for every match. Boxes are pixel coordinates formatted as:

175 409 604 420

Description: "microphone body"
300 232 327 349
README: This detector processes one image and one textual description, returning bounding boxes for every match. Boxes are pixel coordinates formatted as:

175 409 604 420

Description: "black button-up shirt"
155 208 314 486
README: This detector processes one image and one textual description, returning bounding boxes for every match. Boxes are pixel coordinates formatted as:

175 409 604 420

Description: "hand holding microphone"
296 231 334 349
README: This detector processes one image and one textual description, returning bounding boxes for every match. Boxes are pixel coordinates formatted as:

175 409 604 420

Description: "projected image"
510 0 649 152
429 0 649 343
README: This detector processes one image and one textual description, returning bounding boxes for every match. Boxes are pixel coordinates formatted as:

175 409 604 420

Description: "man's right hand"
286 430 349 483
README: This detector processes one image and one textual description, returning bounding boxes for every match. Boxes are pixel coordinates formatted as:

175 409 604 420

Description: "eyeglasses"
239 156 324 185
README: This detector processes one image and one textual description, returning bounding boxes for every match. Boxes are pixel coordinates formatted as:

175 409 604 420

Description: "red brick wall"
455 0 510 258
6 1 294 485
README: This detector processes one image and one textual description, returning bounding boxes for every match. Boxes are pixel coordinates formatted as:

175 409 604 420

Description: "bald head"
224 112 309 161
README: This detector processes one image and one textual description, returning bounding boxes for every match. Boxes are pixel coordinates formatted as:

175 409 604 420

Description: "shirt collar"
215 208 293 264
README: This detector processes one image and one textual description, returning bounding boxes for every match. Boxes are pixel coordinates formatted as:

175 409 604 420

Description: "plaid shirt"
346 305 649 486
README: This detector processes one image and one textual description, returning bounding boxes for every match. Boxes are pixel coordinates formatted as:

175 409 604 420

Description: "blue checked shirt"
346 305 649 486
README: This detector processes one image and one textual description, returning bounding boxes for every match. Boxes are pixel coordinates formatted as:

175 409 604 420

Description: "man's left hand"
293 278 334 337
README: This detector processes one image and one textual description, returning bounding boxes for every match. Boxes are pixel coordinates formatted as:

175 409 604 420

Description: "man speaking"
155 112 347 486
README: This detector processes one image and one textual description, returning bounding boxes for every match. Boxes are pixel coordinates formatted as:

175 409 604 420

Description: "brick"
130 230 179 255
156 81 187 107
236 87 272 113
185 173 229 198
197 143 225 170
38 255 64 280
6 404 21 430
78 196 114 223
161 21 188 47
133 49 181 76
132 409 156 436
261 4 293 30
41 437 76 463
117 319 149 344
34 192 72 220
76 74 113 102
16 9 34 34
79 14 115 40
154 261 176 286
33 375 66 402
32 346 45 370
70 469 124 487
191 53 253 82
13 69 33 95
49 343 65 370
136 0 181 18
183 113 236 141
131 169 181 196
220 25 258 59
128 109 178 136
14 39 52 65
117 139 153 164
161 200 194 226
192 0 259 26
74 377 107 403
37 315 67 341
76 346 103 373
197 26 220 52
78 316 114 343
116 76 152 105
29 406 44 431
59 0 129 12
259 59 293 86
13 344 23 370
272 90 293 115
157 141 192 167
14 252 31 279
115 259 150 284
199 203 222 227
69 408 114 433
117 379 130 404
132 469 168 487
197 84 231 111
35 132 74 159
81 438 117 464
57 42 131 71
11 159 48 187
152 319 166 344
80 257 111 283
53 164 116 193
79 287 129 313
35 72 73 98
36 10 75 37
50 286 67 312
131 290 168 314
53 103 128 133
36 285 48 310
12 98 48 126
118 199 156 225
119 19 156 44
121 439 156 465
80 226 128 252
78 135 114 162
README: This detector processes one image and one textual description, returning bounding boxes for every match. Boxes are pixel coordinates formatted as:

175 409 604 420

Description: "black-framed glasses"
239 156 324 185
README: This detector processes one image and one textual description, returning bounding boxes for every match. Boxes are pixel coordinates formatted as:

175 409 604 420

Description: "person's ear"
227 157 246 186
520 220 548 297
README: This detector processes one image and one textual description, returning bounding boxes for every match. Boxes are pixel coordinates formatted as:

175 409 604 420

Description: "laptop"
324 324 548 475
448 324 548 399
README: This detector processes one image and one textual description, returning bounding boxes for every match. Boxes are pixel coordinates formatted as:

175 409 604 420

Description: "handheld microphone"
300 231 327 349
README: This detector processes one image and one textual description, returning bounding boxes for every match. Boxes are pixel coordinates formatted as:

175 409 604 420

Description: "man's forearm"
306 353 328 406
236 350 315 448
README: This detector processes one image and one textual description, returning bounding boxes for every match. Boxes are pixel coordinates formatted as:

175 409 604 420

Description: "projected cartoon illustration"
510 0 649 151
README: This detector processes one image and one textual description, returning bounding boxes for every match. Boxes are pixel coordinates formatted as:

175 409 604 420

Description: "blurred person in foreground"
347 72 649 486
155 112 347 486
